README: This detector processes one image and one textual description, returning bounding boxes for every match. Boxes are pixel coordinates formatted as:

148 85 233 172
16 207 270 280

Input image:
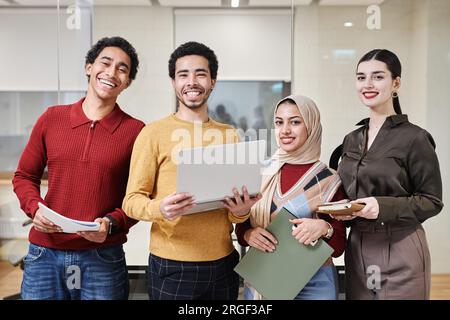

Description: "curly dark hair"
85 36 139 82
168 41 218 80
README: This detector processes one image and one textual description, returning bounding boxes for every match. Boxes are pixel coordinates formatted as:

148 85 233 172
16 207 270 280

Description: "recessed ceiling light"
344 22 353 27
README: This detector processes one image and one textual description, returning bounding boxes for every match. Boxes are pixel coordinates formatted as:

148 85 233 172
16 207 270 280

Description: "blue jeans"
21 243 129 300
243 265 338 300
294 265 339 300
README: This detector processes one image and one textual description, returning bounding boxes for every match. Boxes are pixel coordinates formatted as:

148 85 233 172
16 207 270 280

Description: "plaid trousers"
147 250 240 300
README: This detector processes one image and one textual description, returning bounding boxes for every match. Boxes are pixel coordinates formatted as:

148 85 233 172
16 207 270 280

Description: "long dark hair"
357 49 402 114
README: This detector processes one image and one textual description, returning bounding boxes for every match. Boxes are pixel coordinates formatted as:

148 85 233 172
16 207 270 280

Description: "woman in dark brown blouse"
335 49 443 300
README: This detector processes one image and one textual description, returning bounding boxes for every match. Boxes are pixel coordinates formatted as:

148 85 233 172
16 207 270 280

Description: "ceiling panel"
91 0 151 5
10 0 151 6
12 0 74 5
319 0 384 5
2 0 387 7
249 0 312 6
293 0 313 4
159 0 221 6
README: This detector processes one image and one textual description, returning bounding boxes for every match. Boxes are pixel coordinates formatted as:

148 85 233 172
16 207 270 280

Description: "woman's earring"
392 91 398 98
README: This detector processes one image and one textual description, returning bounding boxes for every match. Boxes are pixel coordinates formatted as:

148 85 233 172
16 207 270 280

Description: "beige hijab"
250 95 322 228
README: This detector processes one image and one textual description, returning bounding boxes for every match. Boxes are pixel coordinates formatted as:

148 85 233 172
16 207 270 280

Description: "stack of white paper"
38 203 100 233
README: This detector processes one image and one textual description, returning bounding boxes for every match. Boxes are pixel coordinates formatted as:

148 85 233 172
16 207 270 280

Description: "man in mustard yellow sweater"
122 42 261 300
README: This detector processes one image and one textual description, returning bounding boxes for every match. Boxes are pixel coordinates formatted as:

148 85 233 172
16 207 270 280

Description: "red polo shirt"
13 98 145 250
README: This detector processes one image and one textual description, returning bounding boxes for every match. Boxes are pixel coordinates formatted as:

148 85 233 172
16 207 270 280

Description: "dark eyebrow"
356 71 385 75
176 68 209 75
100 56 129 70
275 116 301 120
118 62 129 70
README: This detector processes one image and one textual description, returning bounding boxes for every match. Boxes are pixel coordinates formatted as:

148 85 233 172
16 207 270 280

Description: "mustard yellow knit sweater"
123 114 249 261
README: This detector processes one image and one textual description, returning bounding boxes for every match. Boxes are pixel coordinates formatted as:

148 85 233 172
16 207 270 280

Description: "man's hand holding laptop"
160 192 197 221
160 186 261 220
222 186 262 216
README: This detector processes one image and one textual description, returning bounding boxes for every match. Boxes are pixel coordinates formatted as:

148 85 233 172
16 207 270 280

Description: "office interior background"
0 0 449 298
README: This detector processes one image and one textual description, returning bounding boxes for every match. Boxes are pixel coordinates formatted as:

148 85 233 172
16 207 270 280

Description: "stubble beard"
177 88 212 110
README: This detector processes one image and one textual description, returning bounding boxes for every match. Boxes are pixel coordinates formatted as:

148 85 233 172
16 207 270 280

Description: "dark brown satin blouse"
338 114 443 230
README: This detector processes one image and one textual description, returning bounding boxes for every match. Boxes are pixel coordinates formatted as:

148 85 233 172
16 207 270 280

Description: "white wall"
420 0 450 274
175 9 291 81
294 0 414 164
409 0 428 128
0 8 91 91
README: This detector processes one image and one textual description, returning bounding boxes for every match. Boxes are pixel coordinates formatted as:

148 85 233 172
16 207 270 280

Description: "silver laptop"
176 140 266 214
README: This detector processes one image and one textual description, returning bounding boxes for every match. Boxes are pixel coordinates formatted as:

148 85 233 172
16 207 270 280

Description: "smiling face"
85 46 131 102
274 102 308 153
172 55 216 111
356 59 401 111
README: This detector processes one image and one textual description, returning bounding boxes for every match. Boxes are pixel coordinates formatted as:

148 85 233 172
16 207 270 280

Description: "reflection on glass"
209 81 290 154
0 91 85 172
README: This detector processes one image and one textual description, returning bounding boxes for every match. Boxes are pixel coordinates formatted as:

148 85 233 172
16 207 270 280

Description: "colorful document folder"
234 207 333 300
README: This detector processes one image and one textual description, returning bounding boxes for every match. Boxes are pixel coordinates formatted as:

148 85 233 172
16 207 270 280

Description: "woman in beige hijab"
235 94 346 300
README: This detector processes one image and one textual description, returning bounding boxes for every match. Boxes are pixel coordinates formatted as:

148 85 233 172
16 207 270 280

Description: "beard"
180 100 206 109
176 88 213 110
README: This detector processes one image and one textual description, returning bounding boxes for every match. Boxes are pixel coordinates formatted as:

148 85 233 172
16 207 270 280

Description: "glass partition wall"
0 1 91 176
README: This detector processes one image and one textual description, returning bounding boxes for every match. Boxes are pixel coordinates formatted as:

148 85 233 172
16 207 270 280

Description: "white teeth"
186 91 200 97
99 79 116 87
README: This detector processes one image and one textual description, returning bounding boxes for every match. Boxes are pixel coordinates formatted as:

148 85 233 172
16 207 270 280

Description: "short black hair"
85 36 139 82
168 41 218 80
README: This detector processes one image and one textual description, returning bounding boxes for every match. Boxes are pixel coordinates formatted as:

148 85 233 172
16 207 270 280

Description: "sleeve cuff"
228 211 250 224
375 196 398 223
148 199 165 221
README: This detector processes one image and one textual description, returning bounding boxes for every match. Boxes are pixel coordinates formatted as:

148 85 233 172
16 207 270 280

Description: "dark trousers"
148 250 240 300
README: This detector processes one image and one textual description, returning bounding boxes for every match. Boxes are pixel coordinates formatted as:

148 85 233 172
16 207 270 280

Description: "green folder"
234 207 333 300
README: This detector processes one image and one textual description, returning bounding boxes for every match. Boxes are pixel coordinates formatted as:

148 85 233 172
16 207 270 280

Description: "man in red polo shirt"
12 36 144 300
